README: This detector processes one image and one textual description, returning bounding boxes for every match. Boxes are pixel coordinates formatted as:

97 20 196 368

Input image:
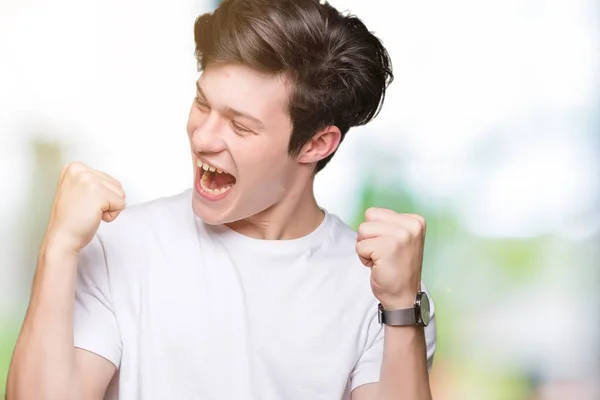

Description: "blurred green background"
1 0 598 399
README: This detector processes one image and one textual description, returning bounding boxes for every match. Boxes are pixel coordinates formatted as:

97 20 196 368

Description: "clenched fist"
45 162 126 253
355 207 426 310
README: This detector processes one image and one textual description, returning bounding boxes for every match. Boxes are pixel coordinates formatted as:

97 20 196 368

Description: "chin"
192 186 284 227
191 191 234 225
191 166 286 225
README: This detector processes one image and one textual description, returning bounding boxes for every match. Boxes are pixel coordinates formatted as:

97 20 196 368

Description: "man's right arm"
7 239 116 400
6 162 126 400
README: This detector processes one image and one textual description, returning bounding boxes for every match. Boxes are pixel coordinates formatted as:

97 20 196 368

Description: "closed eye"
194 96 209 109
232 121 254 135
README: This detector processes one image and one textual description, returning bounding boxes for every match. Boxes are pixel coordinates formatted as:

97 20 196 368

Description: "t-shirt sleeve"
350 284 438 391
73 234 122 368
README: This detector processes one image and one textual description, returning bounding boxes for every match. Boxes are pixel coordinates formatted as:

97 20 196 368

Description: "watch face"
419 292 431 326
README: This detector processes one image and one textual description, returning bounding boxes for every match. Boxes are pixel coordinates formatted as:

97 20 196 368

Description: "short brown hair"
193 0 393 172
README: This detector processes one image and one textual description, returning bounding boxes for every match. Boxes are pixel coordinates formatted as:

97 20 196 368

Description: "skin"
6 62 431 400
188 63 340 239
353 209 432 399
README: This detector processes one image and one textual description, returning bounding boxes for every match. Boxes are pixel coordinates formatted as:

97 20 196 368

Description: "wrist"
379 293 418 310
41 230 81 260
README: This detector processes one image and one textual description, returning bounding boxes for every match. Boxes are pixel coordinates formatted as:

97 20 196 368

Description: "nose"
190 112 228 154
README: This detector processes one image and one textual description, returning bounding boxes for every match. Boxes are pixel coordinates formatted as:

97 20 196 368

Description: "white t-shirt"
74 189 436 400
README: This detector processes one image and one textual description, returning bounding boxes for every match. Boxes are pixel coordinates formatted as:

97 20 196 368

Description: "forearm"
377 325 432 400
7 237 81 400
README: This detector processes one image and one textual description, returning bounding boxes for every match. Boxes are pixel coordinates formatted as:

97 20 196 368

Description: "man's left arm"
352 325 432 400
352 208 435 400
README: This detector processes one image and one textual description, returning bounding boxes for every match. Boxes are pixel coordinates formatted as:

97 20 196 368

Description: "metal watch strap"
377 303 417 326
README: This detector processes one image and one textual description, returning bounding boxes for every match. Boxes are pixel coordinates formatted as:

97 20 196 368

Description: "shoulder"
95 188 194 248
320 211 375 294
78 189 196 290
113 188 192 225
321 211 361 258
327 212 359 241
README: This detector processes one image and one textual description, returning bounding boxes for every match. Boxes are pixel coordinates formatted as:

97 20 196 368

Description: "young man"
7 0 436 399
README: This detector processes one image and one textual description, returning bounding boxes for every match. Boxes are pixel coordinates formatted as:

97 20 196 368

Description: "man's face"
187 63 298 224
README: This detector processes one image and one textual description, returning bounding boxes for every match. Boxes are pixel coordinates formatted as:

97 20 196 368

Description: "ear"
296 125 342 165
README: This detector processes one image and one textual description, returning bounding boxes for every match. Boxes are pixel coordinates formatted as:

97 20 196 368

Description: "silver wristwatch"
377 291 431 327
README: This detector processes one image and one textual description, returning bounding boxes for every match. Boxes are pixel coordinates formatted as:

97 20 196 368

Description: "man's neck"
225 177 324 241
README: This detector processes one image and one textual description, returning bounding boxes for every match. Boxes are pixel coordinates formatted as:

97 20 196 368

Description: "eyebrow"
195 81 265 129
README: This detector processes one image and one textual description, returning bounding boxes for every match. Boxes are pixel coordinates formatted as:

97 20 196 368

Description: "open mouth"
196 160 237 196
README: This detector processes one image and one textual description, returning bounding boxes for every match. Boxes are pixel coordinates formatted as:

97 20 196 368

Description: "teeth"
199 176 233 195
196 160 230 175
